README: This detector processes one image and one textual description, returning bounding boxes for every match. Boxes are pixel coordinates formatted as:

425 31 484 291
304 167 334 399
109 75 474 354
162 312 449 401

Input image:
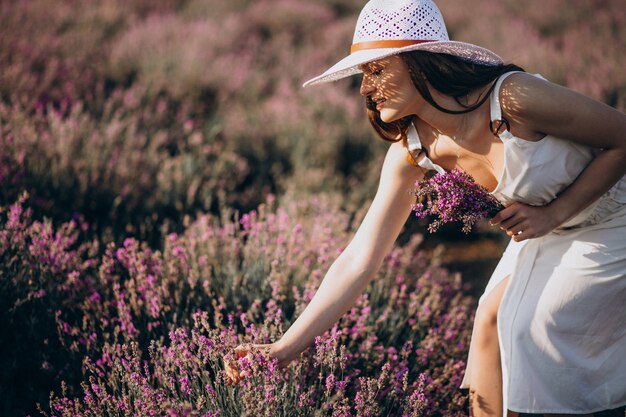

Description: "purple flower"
412 169 504 233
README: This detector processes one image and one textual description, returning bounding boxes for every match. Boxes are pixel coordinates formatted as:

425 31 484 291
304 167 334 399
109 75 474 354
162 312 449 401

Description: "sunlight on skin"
358 55 505 193
358 57 421 124
499 77 547 142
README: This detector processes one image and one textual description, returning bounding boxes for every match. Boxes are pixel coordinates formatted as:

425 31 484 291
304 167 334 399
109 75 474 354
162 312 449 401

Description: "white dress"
409 71 626 414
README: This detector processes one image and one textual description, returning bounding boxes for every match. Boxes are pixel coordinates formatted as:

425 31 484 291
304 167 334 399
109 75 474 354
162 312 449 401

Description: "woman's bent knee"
472 276 509 350
475 302 498 330
473 304 499 349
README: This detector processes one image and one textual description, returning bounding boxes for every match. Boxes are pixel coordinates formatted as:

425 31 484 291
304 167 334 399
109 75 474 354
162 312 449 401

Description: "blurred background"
3 0 624 288
1 0 626 414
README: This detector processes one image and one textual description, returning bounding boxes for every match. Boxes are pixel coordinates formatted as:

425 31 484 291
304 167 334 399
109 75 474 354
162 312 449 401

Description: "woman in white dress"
224 0 626 415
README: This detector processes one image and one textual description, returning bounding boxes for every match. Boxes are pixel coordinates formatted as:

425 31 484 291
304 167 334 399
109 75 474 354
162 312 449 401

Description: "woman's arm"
490 72 626 241
272 140 424 366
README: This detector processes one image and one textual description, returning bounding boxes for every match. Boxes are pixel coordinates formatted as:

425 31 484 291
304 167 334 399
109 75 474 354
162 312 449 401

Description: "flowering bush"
0 93 248 243
1 192 474 416
46 192 474 416
0 193 98 415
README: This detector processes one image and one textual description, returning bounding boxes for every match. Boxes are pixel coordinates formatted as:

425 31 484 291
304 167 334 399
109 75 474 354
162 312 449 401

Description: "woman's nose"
360 75 375 97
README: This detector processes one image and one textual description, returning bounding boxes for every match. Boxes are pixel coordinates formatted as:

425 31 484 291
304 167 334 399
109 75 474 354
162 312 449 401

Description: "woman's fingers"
224 343 261 386
501 217 524 232
491 201 561 242
506 227 522 237
491 204 524 232
234 343 249 357
510 227 528 241
490 203 534 241
503 217 530 241
489 202 519 226
224 358 239 385
225 365 249 385
224 349 247 386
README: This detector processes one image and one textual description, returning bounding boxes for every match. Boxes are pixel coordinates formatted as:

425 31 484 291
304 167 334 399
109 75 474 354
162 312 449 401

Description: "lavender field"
1 0 625 416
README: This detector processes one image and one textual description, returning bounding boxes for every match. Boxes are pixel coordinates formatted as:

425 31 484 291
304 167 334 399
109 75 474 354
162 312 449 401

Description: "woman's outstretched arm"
271 139 424 367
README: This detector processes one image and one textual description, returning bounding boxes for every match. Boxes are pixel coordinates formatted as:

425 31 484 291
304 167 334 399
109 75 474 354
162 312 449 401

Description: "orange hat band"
350 39 436 53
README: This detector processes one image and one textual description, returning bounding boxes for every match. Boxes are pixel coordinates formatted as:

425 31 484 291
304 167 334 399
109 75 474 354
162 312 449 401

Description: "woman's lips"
375 98 386 110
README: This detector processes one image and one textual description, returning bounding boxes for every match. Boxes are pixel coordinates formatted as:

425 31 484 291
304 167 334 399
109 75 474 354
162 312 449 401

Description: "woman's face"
359 55 420 123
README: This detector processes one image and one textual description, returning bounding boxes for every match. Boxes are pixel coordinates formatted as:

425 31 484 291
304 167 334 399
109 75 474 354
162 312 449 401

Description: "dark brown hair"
366 50 525 142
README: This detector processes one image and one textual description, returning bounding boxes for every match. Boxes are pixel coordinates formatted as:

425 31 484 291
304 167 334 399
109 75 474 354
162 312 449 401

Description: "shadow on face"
359 55 418 123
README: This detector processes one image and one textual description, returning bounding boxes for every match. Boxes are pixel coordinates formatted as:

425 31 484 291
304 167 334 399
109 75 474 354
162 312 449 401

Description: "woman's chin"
380 114 399 123
379 111 401 123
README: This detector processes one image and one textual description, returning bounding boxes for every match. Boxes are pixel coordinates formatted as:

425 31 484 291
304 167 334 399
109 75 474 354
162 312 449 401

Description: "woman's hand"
489 201 564 242
224 342 287 386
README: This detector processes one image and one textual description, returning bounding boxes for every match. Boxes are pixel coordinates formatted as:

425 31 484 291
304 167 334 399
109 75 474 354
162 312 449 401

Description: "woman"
225 0 626 415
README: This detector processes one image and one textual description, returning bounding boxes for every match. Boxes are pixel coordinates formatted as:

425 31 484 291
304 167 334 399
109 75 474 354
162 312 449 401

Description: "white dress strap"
407 122 446 174
490 71 547 141
489 71 523 122
489 71 524 142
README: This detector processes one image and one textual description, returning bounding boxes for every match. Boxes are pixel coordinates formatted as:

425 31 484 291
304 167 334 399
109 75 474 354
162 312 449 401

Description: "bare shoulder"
498 72 626 148
387 138 417 169
381 138 424 183
496 72 552 140
498 71 546 108
499 71 574 116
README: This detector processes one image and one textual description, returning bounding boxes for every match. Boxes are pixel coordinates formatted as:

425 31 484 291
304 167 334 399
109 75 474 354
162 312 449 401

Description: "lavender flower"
412 169 504 233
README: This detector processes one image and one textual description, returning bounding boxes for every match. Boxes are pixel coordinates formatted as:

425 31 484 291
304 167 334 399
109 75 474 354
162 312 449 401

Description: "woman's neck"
415 84 494 148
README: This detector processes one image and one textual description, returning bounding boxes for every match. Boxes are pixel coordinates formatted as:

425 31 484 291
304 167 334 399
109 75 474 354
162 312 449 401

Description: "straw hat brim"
302 40 503 88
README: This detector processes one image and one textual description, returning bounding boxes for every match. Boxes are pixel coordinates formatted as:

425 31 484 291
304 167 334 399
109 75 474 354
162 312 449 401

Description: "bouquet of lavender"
412 169 504 233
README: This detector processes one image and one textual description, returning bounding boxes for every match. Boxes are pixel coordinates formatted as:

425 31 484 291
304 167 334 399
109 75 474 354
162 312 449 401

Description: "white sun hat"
303 0 503 87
